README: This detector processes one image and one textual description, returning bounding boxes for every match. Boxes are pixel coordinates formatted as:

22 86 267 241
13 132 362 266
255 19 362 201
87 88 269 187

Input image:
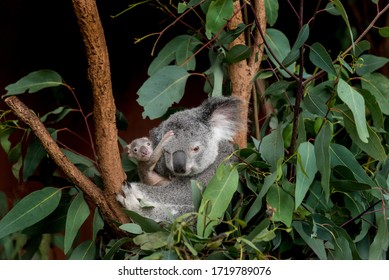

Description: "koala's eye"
133 148 138 153
192 146 200 152
146 142 151 146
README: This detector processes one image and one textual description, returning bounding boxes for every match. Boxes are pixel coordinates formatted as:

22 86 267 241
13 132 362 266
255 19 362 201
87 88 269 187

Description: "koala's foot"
116 182 141 210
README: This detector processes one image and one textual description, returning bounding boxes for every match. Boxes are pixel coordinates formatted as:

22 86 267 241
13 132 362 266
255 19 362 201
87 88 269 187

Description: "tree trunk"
71 0 126 199
228 0 266 148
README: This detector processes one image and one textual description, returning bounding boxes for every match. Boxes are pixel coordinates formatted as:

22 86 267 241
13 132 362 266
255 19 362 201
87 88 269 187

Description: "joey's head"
126 137 153 161
154 97 241 177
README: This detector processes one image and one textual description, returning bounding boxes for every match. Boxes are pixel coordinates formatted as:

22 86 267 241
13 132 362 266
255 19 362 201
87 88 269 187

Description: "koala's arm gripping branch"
4 96 129 233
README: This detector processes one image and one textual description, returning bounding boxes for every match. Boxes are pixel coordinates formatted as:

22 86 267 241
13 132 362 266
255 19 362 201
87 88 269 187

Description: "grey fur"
117 97 241 222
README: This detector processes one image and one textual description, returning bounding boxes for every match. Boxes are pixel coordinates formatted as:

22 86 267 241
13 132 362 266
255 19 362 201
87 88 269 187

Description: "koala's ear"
201 97 242 142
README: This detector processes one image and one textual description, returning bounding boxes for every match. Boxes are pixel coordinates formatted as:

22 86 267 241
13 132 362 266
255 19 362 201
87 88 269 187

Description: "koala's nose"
173 150 187 174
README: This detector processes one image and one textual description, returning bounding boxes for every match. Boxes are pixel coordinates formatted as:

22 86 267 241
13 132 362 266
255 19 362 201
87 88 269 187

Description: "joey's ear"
202 97 242 142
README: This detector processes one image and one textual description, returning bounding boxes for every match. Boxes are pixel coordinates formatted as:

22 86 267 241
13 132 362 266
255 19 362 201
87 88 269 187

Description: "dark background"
1 0 388 202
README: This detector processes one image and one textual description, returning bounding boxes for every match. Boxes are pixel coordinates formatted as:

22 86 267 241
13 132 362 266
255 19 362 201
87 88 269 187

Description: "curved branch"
4 96 129 234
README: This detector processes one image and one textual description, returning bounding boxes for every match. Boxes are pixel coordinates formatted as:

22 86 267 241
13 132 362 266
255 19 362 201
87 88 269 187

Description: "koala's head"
126 137 153 161
151 97 241 177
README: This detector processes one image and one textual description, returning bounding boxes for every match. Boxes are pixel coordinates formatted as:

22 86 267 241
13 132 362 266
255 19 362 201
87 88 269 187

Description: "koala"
117 97 241 222
126 131 174 186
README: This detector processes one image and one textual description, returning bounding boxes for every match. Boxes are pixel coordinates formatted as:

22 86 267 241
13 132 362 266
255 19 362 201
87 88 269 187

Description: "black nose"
173 150 187 174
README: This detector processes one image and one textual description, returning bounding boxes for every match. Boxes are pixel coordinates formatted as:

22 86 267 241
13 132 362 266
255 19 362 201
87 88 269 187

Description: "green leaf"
282 24 310 66
40 106 72 123
61 148 99 178
342 109 386 162
123 210 163 233
337 79 369 143
331 0 355 50
148 35 194 76
0 187 61 239
355 54 389 75
205 0 233 39
369 203 388 259
64 192 90 254
102 237 132 260
329 144 375 186
204 51 224 97
260 128 284 173
133 231 169 250
352 40 371 57
225 44 251 63
293 221 327 260
378 26 389 37
197 164 239 238
119 223 143 235
295 142 318 209
3 70 64 97
92 209 104 241
265 28 294 77
215 23 246 46
68 240 96 260
309 42 336 76
175 36 201 71
303 81 333 117
266 184 294 227
361 73 389 115
264 0 279 26
314 122 332 202
137 65 190 119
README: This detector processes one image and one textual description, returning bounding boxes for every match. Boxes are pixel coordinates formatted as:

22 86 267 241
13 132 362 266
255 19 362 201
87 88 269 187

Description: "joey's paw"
167 130 174 136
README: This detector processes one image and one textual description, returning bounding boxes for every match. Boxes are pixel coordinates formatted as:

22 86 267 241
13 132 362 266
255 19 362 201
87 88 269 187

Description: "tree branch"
4 96 129 234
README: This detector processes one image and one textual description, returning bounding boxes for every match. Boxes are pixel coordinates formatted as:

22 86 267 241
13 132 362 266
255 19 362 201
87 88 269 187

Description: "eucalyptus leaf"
282 24 310 66
361 73 389 115
64 192 90 254
137 65 190 119
331 0 355 50
265 28 294 77
148 35 196 76
205 0 233 39
264 0 279 26
197 164 239 238
133 231 169 250
329 144 375 186
369 203 388 259
342 108 386 162
309 42 336 76
378 27 389 37
355 54 389 75
225 44 250 63
337 78 369 143
259 127 284 173
266 184 294 227
314 122 331 202
3 70 64 97
0 187 61 239
119 223 143 235
295 142 318 209
68 240 96 260
293 221 327 260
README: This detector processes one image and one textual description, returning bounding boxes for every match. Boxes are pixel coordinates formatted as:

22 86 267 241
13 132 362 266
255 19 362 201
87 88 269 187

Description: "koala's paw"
116 182 141 211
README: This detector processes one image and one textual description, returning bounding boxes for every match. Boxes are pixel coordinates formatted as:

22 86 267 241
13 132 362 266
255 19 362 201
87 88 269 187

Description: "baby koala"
126 130 174 186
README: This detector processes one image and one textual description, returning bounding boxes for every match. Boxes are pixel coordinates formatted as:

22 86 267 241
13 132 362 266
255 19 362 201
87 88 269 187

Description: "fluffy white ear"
206 97 241 143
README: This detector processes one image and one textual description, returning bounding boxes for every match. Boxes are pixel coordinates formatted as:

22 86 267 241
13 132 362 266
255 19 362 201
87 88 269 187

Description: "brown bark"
228 0 266 148
4 96 129 234
71 0 126 199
